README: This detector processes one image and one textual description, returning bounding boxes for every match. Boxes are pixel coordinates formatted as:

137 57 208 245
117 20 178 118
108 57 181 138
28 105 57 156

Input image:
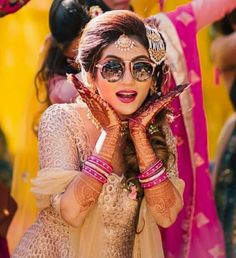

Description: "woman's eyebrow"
102 55 150 61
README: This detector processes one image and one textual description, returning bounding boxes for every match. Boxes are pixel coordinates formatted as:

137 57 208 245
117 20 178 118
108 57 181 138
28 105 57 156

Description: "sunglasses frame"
95 59 156 83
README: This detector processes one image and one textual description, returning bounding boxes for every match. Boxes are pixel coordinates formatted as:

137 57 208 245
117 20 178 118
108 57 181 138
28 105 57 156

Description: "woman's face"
92 38 155 118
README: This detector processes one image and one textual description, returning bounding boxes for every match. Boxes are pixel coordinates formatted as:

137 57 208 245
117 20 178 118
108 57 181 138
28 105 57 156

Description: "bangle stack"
82 155 113 184
138 160 168 189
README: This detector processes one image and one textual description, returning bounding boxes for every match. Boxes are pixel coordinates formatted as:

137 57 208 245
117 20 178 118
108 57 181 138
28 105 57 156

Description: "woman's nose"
121 63 134 84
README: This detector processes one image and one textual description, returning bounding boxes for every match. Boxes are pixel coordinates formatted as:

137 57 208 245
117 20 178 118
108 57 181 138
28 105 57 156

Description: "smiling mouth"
116 91 137 103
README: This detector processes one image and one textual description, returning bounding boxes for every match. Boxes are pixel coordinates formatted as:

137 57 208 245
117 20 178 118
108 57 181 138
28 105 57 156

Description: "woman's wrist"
95 125 121 162
130 127 157 170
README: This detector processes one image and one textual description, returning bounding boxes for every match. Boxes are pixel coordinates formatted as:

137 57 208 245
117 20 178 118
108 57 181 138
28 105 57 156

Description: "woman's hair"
212 8 236 36
35 0 90 104
78 10 172 229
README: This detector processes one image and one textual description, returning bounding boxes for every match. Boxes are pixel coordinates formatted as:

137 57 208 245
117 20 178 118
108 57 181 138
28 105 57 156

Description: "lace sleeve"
38 104 81 170
163 124 178 178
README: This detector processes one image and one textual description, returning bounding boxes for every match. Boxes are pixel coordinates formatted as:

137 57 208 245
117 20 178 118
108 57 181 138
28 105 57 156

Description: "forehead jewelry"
114 34 135 51
146 26 166 65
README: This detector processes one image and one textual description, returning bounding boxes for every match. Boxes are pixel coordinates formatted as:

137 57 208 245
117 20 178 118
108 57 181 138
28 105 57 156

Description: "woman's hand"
129 84 190 134
69 74 122 162
69 74 121 130
129 84 190 170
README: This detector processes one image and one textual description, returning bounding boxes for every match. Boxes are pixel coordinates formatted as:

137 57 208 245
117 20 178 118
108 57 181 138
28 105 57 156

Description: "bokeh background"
0 0 233 252
0 0 232 160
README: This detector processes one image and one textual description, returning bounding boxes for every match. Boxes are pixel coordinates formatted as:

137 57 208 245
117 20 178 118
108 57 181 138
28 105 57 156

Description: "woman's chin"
116 109 136 120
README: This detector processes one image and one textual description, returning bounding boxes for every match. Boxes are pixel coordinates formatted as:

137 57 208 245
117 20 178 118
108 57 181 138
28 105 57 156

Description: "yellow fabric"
7 84 48 253
1 2 51 253
2 0 233 253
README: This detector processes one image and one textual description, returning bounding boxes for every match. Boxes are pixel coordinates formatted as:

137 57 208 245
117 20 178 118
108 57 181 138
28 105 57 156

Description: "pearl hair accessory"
114 34 135 51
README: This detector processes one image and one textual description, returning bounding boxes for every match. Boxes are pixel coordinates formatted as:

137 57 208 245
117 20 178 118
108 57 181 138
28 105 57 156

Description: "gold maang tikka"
115 34 135 51
146 26 166 65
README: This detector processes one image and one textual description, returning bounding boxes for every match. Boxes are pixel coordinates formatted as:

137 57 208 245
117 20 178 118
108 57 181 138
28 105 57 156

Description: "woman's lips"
116 90 137 103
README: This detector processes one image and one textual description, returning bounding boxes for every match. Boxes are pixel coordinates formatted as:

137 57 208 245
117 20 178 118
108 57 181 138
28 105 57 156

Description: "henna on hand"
145 179 183 227
69 74 121 130
131 128 156 171
73 173 101 210
60 172 102 227
69 74 123 163
129 84 190 171
130 83 190 130
97 126 121 162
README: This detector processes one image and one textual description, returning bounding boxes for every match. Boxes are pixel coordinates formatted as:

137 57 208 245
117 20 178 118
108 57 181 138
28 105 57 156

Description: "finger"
163 83 191 99
67 74 102 111
153 83 191 109
67 74 91 95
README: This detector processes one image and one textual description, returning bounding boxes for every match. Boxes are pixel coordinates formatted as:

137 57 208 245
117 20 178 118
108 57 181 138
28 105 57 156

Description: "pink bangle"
139 167 166 184
138 160 163 180
88 155 113 174
141 172 168 189
82 165 107 184
85 160 110 178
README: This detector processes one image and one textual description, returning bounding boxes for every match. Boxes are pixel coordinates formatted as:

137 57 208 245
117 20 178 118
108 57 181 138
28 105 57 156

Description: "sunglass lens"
101 60 123 82
133 62 154 81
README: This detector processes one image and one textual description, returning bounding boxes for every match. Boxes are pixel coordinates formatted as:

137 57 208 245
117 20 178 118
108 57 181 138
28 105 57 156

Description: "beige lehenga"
13 103 184 258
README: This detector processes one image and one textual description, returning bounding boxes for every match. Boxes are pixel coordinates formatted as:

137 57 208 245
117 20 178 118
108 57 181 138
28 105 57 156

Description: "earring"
150 82 157 95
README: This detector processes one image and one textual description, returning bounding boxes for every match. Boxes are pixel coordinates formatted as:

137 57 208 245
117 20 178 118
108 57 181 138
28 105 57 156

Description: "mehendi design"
130 128 156 170
130 83 190 129
145 179 176 219
99 126 121 162
69 74 121 129
129 84 189 171
73 173 102 214
70 74 122 163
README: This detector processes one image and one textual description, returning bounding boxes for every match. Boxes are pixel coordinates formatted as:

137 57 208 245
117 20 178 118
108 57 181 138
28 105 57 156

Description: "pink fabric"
0 236 9 258
0 0 30 17
160 4 226 258
214 67 222 85
192 0 236 31
48 75 78 104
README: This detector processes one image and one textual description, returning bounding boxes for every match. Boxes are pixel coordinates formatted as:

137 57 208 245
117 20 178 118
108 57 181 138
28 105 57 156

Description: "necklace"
86 111 101 130
87 111 129 136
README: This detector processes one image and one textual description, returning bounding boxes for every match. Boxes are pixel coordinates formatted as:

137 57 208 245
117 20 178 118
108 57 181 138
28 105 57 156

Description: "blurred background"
0 0 233 252
0 0 232 161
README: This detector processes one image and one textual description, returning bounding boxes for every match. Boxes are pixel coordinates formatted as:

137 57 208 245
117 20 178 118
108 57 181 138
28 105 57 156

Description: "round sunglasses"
95 59 156 83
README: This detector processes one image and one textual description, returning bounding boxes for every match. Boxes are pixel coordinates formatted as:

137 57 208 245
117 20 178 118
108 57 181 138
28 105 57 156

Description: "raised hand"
129 83 190 170
129 83 190 132
68 74 121 130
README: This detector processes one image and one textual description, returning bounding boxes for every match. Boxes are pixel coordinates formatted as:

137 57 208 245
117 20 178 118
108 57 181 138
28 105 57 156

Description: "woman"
35 0 91 105
13 10 185 257
11 0 236 257
211 8 236 258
